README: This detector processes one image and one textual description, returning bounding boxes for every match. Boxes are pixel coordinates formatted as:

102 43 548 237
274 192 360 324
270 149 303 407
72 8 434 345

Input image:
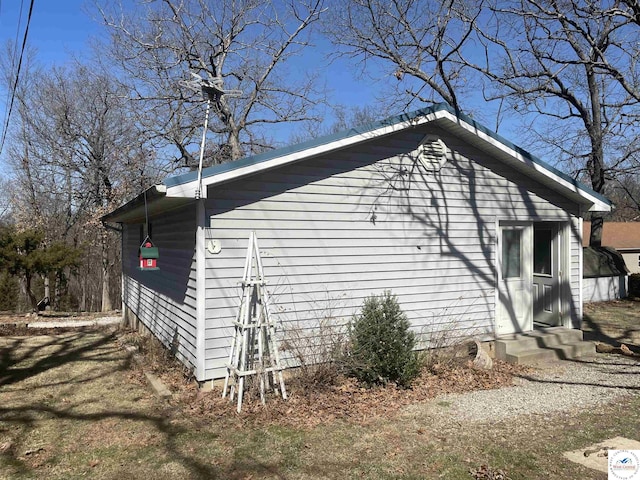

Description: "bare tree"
475 0 640 245
0 178 11 226
609 173 640 220
97 0 326 169
5 62 159 311
288 103 385 144
323 0 484 112
621 0 640 25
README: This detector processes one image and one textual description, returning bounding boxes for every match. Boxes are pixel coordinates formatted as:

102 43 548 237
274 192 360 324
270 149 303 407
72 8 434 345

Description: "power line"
0 0 35 157
1 0 26 144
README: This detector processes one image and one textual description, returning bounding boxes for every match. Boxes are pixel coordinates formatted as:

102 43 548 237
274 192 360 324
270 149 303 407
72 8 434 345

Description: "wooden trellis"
222 231 287 412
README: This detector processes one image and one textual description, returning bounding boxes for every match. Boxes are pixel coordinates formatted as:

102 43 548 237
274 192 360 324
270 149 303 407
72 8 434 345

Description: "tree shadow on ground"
0 329 126 388
0 329 298 479
581 311 640 356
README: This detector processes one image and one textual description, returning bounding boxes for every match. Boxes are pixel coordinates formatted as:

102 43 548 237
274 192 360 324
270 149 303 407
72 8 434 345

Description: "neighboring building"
103 103 611 383
581 222 635 302
583 221 640 274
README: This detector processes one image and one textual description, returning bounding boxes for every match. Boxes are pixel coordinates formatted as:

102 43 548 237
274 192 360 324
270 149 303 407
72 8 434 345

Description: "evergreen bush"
347 291 420 387
0 270 18 311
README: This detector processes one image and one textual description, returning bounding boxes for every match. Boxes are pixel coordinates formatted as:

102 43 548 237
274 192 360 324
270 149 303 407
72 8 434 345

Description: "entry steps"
495 327 595 365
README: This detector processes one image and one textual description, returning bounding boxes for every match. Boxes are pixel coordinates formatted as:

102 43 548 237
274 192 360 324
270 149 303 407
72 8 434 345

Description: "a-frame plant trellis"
222 231 287 412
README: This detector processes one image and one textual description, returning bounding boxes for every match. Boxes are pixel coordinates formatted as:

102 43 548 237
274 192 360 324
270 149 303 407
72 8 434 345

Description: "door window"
502 229 521 278
534 228 552 275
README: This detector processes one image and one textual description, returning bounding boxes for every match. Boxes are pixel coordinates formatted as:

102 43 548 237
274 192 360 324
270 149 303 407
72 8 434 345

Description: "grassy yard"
583 299 640 347
0 303 639 479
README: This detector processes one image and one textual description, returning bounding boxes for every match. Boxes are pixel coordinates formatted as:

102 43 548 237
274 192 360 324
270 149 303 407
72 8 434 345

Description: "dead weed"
118 329 531 430
172 359 530 430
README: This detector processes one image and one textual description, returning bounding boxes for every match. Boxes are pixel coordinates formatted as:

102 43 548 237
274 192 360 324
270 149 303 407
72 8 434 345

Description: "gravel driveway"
404 354 640 424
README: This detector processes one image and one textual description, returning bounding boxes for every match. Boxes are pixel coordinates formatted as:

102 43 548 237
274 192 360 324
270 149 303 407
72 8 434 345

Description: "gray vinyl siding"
122 203 198 372
569 217 582 326
202 126 581 380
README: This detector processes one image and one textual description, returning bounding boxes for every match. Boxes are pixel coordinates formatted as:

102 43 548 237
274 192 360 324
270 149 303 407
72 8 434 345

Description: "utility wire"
0 0 25 143
0 0 35 157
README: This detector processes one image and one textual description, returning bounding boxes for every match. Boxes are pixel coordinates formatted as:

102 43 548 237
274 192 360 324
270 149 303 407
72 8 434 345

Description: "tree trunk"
24 274 37 311
80 266 87 312
590 214 604 247
43 275 51 311
586 66 606 247
228 128 243 161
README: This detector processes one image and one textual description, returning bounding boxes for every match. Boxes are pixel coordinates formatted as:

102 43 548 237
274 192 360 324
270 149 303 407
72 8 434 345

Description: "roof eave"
164 108 449 198
164 105 611 213
101 184 168 224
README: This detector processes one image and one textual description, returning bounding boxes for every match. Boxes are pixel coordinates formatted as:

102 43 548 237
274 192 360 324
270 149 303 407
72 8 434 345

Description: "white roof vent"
418 135 448 172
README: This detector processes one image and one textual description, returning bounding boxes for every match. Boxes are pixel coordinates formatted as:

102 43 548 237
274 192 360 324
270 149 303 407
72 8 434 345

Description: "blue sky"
0 0 96 173
0 0 91 66
0 0 521 168
0 0 389 163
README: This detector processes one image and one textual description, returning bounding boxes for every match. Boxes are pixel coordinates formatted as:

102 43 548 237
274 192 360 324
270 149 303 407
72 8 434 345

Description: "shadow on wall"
122 204 197 305
361 125 582 336
203 122 588 370
583 276 628 302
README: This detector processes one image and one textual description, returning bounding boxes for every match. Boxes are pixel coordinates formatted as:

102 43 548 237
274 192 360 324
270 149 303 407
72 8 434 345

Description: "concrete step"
496 327 584 355
502 341 596 365
496 328 595 365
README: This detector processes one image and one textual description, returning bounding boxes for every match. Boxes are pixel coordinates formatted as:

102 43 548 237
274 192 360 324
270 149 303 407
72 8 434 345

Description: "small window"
502 229 521 279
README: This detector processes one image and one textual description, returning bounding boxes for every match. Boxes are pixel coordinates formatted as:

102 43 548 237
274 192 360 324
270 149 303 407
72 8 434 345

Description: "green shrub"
0 270 18 311
629 273 640 298
347 291 420 387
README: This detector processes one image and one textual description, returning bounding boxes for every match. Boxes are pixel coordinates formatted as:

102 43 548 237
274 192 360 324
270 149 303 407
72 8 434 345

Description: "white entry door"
496 222 533 335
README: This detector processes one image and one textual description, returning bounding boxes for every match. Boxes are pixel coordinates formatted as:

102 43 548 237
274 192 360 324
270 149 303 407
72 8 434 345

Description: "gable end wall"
200 127 582 380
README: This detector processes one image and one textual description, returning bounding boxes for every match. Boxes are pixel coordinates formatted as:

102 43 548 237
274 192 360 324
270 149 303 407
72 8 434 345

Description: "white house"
103 103 611 382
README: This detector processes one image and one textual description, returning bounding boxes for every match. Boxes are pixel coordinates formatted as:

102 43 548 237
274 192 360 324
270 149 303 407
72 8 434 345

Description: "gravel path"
26 316 122 328
404 354 640 424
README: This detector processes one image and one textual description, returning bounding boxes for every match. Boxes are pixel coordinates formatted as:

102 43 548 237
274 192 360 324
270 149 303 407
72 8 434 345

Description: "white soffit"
435 111 611 212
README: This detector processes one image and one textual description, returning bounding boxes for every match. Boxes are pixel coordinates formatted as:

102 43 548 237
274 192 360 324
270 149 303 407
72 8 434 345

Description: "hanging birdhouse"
139 238 159 271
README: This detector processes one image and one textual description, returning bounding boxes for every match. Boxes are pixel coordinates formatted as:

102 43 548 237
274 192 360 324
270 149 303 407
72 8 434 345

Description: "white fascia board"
164 111 444 198
438 110 611 213
164 108 610 213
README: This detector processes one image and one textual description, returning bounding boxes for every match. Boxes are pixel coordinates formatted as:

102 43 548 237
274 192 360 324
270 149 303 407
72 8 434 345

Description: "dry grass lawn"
0 301 639 479
583 299 640 348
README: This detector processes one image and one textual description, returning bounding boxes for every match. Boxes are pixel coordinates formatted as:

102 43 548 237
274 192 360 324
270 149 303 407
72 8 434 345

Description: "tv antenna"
181 72 243 199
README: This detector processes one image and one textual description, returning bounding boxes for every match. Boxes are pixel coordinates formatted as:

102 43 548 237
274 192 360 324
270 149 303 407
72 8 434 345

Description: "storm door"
496 222 533 335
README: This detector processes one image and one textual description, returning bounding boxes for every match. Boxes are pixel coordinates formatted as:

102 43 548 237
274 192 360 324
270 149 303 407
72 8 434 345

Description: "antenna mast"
181 73 242 199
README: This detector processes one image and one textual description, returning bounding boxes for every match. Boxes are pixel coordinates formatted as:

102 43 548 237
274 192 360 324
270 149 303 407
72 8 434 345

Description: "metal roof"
103 102 611 223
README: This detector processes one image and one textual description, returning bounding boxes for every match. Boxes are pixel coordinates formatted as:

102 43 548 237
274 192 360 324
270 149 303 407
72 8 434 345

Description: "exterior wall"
202 126 582 380
568 217 583 327
122 203 198 373
621 251 640 274
583 275 628 302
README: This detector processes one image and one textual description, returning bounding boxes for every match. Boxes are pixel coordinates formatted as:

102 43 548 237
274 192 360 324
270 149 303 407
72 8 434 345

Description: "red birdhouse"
139 238 159 270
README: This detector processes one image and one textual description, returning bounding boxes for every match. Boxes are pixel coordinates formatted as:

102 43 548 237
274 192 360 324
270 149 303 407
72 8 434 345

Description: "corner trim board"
195 200 207 380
